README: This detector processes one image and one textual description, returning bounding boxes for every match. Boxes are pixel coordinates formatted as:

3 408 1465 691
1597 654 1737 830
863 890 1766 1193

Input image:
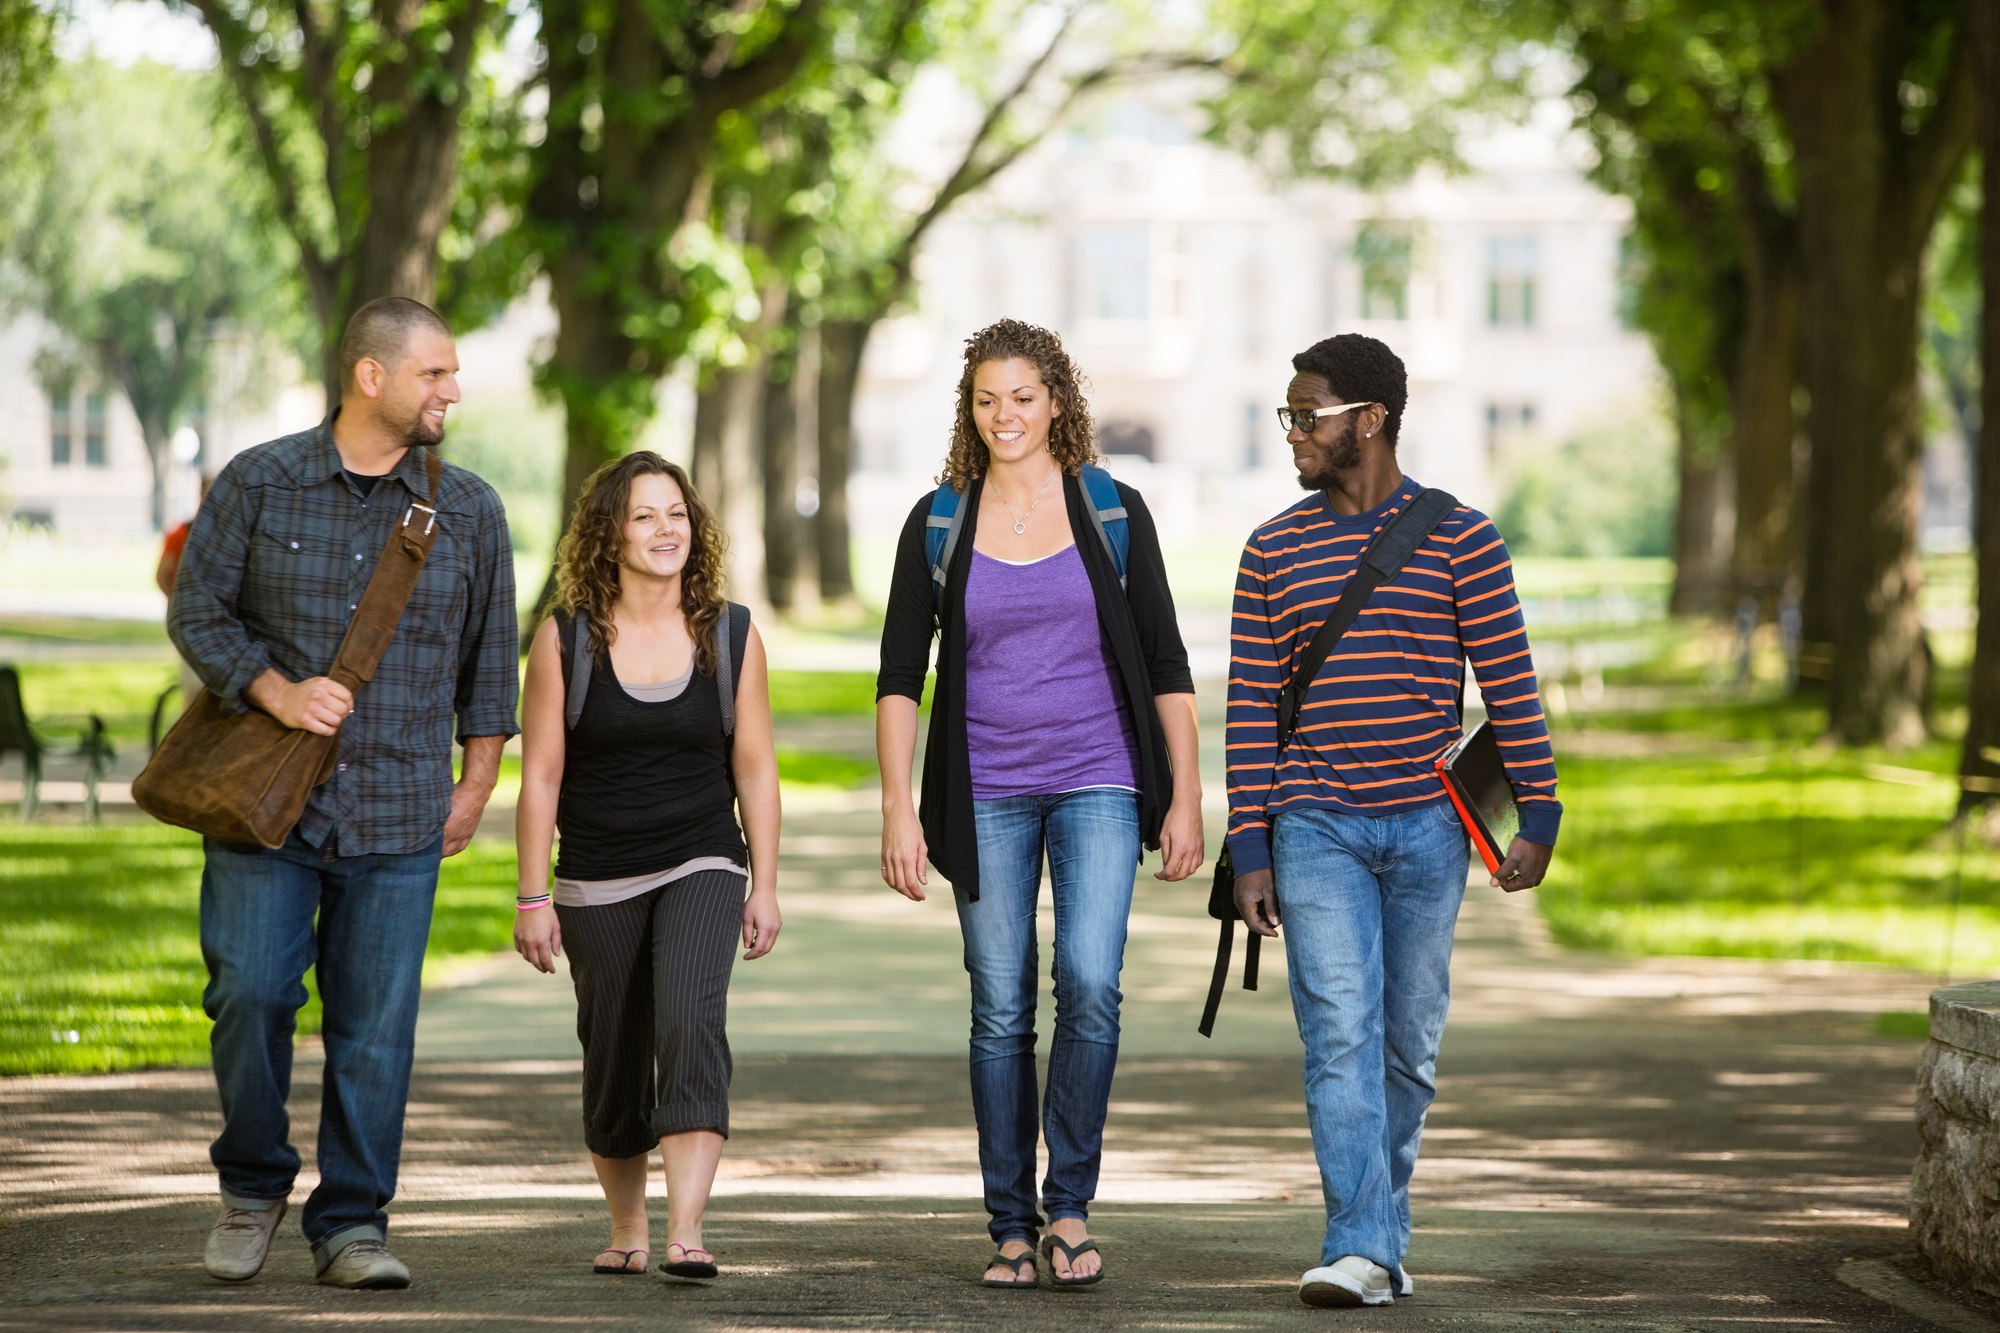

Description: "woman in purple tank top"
875 319 1204 1288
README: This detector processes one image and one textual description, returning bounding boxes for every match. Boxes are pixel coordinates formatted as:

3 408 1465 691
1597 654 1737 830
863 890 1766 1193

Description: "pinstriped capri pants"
554 868 745 1158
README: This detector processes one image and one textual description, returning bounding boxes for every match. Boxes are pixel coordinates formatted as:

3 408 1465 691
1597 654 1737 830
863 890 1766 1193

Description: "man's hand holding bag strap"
1200 486 1458 1036
134 452 446 849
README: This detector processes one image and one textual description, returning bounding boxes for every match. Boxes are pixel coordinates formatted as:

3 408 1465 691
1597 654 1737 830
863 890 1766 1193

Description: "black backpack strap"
1274 488 1457 751
1198 846 1265 1038
716 602 750 742
559 610 594 732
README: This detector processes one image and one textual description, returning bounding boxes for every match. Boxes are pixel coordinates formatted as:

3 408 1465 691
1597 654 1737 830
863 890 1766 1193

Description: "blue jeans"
200 829 443 1264
958 787 1140 1245
1273 801 1469 1271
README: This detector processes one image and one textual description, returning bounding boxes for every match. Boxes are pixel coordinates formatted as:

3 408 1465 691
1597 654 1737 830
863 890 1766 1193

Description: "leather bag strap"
1274 487 1457 752
326 450 445 693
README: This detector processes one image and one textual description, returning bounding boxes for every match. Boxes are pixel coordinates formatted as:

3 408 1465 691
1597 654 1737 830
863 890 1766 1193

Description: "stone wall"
1912 979 2000 1299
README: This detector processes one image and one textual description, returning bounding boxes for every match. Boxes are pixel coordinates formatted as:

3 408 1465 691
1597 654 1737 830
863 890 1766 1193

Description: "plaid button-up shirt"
169 417 520 855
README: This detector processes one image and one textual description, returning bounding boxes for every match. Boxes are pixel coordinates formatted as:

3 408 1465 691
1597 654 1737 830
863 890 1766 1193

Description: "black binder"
1435 719 1522 884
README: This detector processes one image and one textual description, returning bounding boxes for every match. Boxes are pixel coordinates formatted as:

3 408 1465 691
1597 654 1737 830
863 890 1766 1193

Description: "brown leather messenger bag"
133 451 445 849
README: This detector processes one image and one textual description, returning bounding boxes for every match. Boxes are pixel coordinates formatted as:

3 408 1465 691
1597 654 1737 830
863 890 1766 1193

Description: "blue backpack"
924 463 1129 609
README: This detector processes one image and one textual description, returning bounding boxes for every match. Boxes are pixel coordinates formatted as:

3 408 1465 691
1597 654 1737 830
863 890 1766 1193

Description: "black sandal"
981 1248 1038 1289
1040 1233 1103 1287
659 1242 718 1280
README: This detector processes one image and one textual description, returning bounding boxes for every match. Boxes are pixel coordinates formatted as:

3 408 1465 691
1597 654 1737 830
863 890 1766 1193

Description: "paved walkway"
4 719 1999 1330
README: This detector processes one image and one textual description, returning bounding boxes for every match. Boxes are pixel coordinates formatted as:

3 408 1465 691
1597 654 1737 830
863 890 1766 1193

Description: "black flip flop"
1040 1234 1104 1287
592 1246 648 1275
981 1248 1038 1289
659 1243 719 1280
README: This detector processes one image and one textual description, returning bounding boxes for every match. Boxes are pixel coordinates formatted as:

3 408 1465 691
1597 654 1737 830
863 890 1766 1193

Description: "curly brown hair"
939 319 1099 489
550 452 728 677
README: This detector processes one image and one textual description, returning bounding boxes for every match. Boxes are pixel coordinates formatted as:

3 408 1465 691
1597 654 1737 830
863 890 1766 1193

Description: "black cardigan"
875 471 1195 900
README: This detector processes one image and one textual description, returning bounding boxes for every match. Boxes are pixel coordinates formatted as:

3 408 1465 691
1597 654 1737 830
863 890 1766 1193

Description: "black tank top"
554 634 746 881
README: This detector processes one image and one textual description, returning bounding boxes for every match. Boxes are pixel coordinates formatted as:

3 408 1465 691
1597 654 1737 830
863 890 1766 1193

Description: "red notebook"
1435 721 1523 886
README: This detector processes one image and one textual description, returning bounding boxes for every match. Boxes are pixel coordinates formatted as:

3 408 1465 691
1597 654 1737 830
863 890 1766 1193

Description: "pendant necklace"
1000 467 1057 535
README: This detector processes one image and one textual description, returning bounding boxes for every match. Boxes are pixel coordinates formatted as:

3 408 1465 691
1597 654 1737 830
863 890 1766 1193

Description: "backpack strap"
559 610 594 733
926 483 967 610
716 602 749 742
1078 464 1130 589
1199 486 1459 1037
562 603 750 742
928 469 1132 607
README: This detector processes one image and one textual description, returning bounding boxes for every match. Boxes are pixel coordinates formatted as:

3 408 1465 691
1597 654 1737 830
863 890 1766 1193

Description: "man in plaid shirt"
168 298 519 1290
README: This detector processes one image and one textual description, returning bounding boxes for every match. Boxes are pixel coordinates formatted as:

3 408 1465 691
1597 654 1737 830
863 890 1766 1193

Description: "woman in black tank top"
512 452 781 1281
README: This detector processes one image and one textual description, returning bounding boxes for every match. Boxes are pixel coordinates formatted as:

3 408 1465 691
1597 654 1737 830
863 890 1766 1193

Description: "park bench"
0 664 115 821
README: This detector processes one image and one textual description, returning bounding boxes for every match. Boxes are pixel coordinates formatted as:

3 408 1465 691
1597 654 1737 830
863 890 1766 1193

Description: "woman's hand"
514 903 562 973
1154 797 1205 881
881 804 930 902
742 887 782 960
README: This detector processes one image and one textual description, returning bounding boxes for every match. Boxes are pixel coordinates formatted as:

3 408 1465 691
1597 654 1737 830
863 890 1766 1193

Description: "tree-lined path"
1 710 1990 1330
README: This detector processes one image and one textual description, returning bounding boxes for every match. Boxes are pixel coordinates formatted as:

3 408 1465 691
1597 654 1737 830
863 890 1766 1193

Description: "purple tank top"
963 544 1140 799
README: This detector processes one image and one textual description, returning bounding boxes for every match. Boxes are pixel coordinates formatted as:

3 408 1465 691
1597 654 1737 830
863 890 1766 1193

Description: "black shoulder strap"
1200 486 1459 1038
559 610 593 733
716 602 749 741
1274 487 1457 752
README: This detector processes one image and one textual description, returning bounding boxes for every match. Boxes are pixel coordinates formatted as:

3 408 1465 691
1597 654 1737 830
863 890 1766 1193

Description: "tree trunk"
1958 0 2000 815
761 331 801 612
1727 243 1803 614
690 359 771 613
1777 0 1973 747
1668 391 1733 617
691 375 726 503
815 317 874 604
138 414 171 535
528 250 662 624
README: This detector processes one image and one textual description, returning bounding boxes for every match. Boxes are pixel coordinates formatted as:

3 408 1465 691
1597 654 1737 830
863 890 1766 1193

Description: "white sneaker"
203 1199 286 1282
316 1238 411 1289
1394 1263 1414 1297
1300 1254 1394 1307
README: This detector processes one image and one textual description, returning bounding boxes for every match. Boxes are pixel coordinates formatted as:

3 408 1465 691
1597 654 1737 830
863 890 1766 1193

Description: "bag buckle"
403 501 437 534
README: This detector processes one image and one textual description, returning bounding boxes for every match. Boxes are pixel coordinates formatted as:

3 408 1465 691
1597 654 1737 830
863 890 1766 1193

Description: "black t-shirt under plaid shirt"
168 417 521 855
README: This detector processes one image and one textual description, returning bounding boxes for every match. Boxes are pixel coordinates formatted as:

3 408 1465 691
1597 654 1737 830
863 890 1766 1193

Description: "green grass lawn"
0 729 877 1077
0 824 522 1076
1546 706 2000 975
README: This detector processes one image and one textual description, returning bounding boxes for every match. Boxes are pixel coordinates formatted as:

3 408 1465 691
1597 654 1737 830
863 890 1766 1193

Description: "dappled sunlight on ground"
0 792 1983 1328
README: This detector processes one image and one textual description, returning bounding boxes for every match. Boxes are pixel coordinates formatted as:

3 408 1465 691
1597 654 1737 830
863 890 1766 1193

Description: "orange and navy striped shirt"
1223 478 1560 876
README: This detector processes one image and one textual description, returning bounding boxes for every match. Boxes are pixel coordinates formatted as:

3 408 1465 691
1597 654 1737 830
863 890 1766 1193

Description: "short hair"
337 297 452 392
1291 333 1408 445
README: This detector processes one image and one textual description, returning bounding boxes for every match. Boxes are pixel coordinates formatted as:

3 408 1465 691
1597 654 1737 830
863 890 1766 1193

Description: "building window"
49 389 109 468
50 394 73 466
84 392 108 467
1486 236 1538 328
1485 401 1537 461
1100 419 1156 460
1355 226 1411 321
1084 224 1150 321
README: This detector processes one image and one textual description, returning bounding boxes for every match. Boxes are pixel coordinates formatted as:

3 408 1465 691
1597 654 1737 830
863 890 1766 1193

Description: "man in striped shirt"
1226 333 1559 1309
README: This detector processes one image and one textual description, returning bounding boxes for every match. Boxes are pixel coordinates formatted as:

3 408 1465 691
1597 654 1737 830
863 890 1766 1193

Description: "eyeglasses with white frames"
1276 401 1376 435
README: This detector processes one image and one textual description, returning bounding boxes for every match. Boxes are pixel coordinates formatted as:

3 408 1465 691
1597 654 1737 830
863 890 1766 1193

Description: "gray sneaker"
316 1239 411 1290
203 1199 287 1282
